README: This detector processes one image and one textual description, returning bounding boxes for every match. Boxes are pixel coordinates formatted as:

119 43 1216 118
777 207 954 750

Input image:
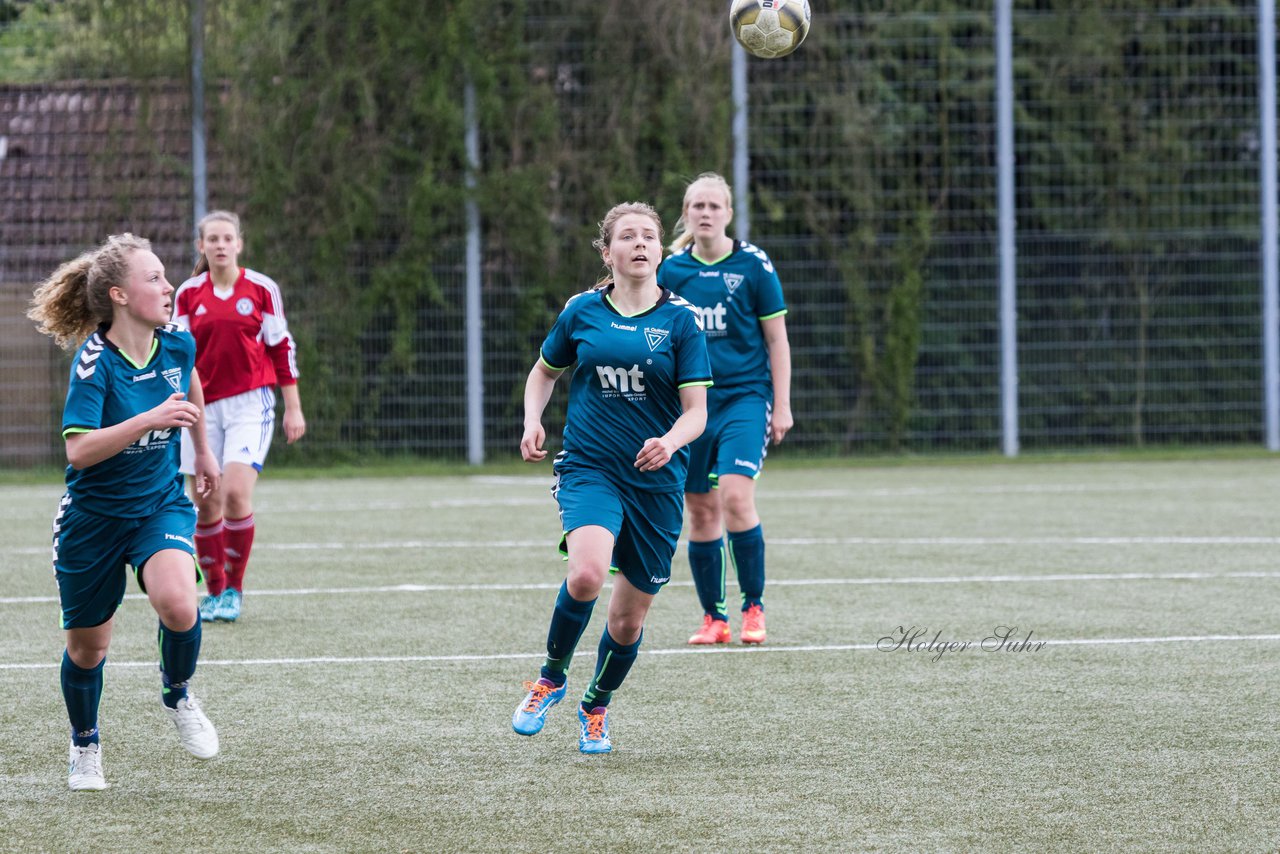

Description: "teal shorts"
686 389 772 494
51 494 198 629
552 466 683 595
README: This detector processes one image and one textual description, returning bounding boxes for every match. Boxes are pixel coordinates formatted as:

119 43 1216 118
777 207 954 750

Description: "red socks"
194 519 227 596
223 514 256 592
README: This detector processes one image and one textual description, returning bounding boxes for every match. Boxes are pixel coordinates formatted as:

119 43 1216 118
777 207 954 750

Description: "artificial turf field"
1 457 1277 852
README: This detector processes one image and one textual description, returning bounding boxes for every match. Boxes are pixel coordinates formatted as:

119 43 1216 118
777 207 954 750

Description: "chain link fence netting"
0 2 1268 465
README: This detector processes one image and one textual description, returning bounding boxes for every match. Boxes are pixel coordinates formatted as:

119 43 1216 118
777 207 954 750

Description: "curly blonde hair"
28 233 152 350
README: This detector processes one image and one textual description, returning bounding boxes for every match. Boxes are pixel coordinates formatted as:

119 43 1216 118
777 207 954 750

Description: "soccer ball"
729 0 811 60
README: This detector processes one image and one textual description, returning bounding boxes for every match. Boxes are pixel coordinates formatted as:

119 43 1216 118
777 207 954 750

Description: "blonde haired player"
29 233 222 790
657 172 793 645
172 211 305 622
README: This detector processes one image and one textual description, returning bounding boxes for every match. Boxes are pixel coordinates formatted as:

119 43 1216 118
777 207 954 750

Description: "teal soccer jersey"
61 324 195 518
540 285 712 494
656 240 787 398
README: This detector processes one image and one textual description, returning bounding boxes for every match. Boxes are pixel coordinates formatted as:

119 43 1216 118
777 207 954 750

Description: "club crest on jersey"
162 367 183 393
195 304 208 316
644 327 670 351
235 297 254 316
723 273 744 295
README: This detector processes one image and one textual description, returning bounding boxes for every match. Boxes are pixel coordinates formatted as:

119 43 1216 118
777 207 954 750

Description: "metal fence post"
1260 0 1279 450
465 76 484 465
732 41 750 244
997 0 1019 456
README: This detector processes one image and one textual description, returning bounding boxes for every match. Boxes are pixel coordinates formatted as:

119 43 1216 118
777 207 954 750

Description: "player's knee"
223 491 254 519
66 639 108 668
193 495 221 520
685 494 720 531
565 563 608 597
607 617 644 645
154 597 198 632
721 490 756 526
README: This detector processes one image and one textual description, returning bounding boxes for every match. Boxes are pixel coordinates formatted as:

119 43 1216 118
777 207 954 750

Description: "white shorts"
181 387 277 475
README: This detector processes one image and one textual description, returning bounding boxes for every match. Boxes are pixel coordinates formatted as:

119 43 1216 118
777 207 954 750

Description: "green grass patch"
1 459 1277 850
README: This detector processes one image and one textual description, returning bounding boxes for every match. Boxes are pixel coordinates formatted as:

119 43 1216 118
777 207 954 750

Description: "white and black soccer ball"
729 0 811 60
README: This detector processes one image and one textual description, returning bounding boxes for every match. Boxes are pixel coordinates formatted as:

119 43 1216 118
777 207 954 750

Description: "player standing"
657 172 793 645
28 233 223 790
513 202 711 753
172 211 306 623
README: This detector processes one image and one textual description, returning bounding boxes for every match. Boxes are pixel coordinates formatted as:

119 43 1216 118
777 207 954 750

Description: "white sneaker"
164 693 219 759
68 742 107 791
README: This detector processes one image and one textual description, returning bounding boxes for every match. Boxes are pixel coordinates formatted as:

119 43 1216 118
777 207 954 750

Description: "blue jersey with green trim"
61 324 195 518
540 285 712 494
656 240 787 399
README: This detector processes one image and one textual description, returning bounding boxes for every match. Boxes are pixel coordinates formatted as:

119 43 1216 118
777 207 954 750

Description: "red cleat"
740 604 766 644
688 615 731 645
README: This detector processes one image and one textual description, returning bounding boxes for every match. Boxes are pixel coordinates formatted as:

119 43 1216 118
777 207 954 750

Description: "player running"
28 233 223 790
513 202 711 753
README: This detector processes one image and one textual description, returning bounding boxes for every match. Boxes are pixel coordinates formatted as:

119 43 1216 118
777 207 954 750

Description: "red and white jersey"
172 267 299 404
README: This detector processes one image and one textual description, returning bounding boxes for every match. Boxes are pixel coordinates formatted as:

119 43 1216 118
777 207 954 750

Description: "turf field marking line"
3 634 1280 670
9 535 1280 557
766 481 1252 498
3 570 1278 605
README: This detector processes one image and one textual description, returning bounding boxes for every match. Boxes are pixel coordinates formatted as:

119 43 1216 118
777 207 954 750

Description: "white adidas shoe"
164 693 219 759
68 742 108 791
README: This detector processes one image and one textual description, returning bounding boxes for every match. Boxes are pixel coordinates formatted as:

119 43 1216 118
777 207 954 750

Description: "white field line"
248 482 1247 511
0 481 1263 522
3 634 1280 671
7 534 1280 558
2 570 1277 606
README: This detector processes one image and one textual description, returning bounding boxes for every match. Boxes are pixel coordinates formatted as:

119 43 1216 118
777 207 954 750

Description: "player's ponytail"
192 209 243 277
28 233 151 350
669 171 733 253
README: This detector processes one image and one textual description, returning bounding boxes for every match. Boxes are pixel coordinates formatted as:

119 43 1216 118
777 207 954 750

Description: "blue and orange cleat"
512 678 566 736
577 705 612 754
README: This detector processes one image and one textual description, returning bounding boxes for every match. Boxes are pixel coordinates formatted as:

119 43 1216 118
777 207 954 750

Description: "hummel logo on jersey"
696 303 729 332
195 304 208 316
596 364 646 394
133 370 157 382
743 242 775 273
610 321 637 332
162 367 183 393
644 327 670 351
76 338 103 379
723 273 744 295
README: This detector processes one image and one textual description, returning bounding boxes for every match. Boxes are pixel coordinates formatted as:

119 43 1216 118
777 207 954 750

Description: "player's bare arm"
66 393 201 471
762 315 793 443
521 360 565 462
635 385 707 472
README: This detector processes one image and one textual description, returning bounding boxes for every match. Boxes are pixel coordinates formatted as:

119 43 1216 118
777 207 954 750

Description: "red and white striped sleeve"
245 268 300 385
